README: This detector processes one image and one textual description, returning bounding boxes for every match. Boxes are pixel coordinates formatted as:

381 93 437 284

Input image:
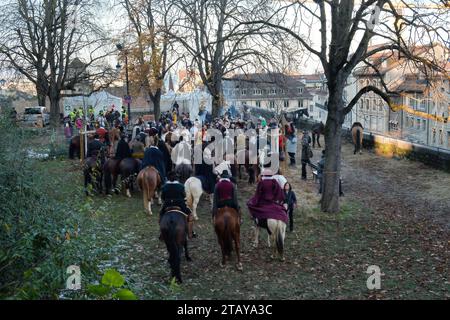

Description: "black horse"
311 122 325 148
160 210 192 284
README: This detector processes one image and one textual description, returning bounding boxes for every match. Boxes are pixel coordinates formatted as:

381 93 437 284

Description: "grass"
33 156 449 300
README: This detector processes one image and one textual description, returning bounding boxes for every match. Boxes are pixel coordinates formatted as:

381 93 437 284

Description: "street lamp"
116 43 131 124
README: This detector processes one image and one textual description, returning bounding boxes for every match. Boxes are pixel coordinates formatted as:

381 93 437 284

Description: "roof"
225 73 313 99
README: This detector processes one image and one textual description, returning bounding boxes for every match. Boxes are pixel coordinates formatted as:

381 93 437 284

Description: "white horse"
253 219 286 261
184 161 231 221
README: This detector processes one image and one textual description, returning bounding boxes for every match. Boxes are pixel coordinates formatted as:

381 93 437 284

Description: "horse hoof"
280 257 285 262
194 215 199 221
126 190 131 198
220 262 225 268
236 263 243 271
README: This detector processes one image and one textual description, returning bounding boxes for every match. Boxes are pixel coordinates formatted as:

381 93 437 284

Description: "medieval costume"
212 171 240 219
141 145 166 182
247 169 288 224
115 136 132 161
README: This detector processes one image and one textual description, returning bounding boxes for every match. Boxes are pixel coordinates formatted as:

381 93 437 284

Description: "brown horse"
119 158 141 198
160 210 192 283
214 207 242 271
351 122 364 155
103 158 121 194
311 121 325 148
137 166 162 215
108 127 121 157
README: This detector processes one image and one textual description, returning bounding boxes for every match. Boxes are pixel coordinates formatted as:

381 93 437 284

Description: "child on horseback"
212 170 241 224
160 171 196 239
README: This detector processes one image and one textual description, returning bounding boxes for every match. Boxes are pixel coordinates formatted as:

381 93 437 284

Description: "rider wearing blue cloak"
141 138 166 183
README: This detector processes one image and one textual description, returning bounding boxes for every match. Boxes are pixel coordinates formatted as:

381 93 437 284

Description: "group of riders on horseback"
71 104 364 283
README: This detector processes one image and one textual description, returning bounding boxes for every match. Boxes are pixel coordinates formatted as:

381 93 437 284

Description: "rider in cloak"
159 171 196 239
87 134 103 158
114 134 132 161
141 136 166 183
212 170 241 223
247 167 288 224
195 142 216 194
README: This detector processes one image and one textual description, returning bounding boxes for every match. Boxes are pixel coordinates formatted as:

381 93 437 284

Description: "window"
241 89 247 95
254 89 262 95
298 87 303 94
366 99 370 111
439 130 443 145
256 101 261 108
432 128 436 143
270 88 276 95
310 104 314 112
269 101 275 109
422 120 426 131
284 100 289 109
298 100 304 108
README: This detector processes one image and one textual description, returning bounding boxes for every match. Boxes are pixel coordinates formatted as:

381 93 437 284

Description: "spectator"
301 130 312 180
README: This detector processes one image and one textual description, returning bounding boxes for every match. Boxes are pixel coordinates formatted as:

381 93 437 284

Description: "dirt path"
337 143 450 229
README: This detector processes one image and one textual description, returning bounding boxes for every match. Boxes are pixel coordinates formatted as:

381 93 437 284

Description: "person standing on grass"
286 131 298 167
283 182 297 232
301 130 312 180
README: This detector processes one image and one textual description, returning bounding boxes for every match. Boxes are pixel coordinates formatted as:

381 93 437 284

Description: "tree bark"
210 79 223 118
49 91 60 127
321 86 345 213
150 89 162 121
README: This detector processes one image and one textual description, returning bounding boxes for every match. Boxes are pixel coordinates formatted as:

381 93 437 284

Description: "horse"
311 122 324 148
108 127 121 157
174 159 193 184
137 166 162 215
253 218 286 261
351 122 364 155
119 158 141 198
160 210 192 284
69 135 81 159
214 207 242 271
83 149 106 196
103 158 121 194
184 176 213 221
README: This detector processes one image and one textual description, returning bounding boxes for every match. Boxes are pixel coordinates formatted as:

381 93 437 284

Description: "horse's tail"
222 213 233 257
104 162 112 191
270 220 285 256
165 217 181 281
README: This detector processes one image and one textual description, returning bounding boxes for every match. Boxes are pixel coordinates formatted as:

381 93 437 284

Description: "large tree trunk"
321 86 345 213
151 89 162 122
210 79 223 118
37 94 46 107
49 91 60 127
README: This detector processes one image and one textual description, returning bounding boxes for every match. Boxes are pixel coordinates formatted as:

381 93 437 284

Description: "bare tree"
170 0 277 117
0 0 116 125
120 0 181 121
246 0 450 213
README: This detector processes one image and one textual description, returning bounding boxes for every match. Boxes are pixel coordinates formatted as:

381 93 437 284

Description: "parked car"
23 106 50 127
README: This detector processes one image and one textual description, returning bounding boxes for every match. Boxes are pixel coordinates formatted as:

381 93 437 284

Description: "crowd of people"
78 102 336 235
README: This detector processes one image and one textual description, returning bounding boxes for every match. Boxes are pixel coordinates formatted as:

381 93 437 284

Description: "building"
345 43 450 150
223 73 313 114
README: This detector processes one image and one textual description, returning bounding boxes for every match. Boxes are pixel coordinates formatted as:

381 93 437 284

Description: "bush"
0 116 103 299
